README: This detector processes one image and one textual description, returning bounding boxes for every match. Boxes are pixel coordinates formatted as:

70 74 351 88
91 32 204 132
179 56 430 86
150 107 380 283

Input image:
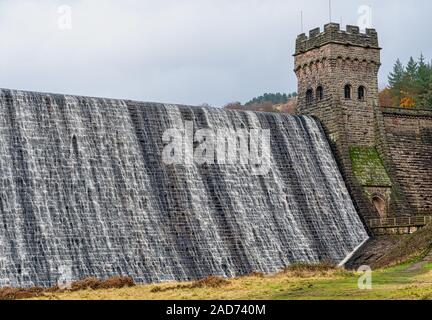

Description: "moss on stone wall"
349 147 392 187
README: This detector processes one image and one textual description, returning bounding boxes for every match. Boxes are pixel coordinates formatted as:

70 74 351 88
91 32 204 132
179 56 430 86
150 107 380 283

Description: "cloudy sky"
0 0 430 106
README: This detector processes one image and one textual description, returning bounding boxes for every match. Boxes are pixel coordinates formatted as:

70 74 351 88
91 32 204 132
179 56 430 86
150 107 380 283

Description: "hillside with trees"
227 55 432 113
383 55 432 109
245 92 296 106
224 92 298 114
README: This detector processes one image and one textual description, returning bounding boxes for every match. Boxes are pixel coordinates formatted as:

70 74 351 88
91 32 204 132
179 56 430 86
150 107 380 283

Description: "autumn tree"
387 55 432 109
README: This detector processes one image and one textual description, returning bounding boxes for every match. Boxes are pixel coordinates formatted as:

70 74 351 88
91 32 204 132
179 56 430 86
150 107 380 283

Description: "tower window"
344 85 352 100
316 86 323 101
358 86 366 101
306 89 313 104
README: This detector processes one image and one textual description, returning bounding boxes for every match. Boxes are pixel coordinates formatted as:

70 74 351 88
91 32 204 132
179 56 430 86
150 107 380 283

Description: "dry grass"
246 271 265 278
26 265 432 300
283 262 336 273
26 266 356 300
1 265 356 300
150 276 230 293
0 276 135 300
280 262 352 278
190 276 230 289
0 286 45 300
4 249 432 301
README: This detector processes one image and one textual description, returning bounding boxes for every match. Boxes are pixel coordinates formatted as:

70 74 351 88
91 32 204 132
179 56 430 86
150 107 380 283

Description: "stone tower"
295 23 381 146
295 23 386 224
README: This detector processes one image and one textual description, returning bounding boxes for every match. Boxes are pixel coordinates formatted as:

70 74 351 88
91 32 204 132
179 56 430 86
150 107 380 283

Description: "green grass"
276 265 430 300
30 262 432 300
424 263 432 271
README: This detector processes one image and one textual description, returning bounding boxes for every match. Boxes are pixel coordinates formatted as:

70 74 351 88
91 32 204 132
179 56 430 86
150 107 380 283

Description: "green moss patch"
349 147 392 187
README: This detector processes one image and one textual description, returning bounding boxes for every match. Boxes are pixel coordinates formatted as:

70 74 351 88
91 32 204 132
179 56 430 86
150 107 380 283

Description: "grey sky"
0 0 430 106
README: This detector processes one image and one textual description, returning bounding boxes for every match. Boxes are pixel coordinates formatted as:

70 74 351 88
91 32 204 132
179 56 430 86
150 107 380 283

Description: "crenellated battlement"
295 23 380 55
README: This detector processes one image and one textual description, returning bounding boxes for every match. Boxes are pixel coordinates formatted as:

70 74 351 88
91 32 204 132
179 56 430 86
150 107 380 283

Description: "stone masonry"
377 107 432 215
295 23 432 231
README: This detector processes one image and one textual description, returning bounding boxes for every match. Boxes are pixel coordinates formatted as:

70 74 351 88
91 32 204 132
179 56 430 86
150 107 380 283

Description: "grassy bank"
28 262 432 300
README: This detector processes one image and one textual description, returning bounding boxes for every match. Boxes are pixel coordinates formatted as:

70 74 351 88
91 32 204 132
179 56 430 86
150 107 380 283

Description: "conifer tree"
387 55 432 109
418 81 432 109
416 54 432 108
403 57 420 106
388 59 405 106
405 57 418 80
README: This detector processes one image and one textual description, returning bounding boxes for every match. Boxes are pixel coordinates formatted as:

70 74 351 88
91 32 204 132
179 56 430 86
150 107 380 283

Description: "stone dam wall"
376 107 432 216
0 89 368 288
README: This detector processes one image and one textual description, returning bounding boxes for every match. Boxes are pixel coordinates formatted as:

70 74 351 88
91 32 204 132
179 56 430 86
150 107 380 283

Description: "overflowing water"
0 89 368 288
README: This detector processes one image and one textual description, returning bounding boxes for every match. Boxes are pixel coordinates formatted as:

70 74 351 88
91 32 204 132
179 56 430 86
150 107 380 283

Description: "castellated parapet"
295 23 380 56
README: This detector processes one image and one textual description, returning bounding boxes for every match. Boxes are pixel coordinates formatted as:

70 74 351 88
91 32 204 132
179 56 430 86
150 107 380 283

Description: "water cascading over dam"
0 89 368 288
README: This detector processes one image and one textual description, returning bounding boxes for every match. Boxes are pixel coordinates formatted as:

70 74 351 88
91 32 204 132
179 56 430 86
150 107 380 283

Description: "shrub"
190 276 230 289
0 287 45 300
0 276 136 300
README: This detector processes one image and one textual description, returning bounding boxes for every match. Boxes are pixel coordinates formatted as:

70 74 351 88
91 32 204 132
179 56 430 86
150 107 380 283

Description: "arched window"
358 86 366 101
316 86 323 101
344 85 352 99
372 195 387 218
306 89 313 104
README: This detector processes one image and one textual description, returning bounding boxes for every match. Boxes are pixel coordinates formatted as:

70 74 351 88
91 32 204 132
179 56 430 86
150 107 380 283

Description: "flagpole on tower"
329 0 332 23
301 10 304 33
